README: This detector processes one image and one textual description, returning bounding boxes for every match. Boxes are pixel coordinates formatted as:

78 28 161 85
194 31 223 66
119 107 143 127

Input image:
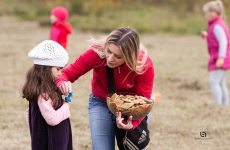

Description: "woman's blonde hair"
203 0 227 21
89 27 148 74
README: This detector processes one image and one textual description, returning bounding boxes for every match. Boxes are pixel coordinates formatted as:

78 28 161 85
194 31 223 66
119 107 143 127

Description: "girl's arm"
55 49 95 87
38 95 70 126
213 25 227 68
213 25 228 58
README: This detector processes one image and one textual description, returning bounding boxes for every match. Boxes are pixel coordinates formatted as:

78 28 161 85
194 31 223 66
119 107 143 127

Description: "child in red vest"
50 6 72 50
201 0 230 106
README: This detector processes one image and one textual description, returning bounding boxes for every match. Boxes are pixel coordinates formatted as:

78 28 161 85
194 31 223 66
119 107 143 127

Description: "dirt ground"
0 16 230 150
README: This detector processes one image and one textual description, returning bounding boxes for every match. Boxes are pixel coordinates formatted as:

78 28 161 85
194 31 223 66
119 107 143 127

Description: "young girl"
22 40 72 150
50 6 72 50
56 27 154 150
201 0 230 106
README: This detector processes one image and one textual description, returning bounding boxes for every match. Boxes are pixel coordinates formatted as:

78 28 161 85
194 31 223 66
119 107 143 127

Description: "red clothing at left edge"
55 47 154 129
50 21 72 50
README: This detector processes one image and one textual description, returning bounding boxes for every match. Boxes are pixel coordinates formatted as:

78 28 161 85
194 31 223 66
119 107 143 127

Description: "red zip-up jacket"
50 21 72 50
56 47 154 129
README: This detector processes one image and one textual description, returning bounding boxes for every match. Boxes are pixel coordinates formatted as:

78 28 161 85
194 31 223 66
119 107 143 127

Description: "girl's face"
105 43 125 68
50 14 57 24
204 8 218 22
51 67 62 80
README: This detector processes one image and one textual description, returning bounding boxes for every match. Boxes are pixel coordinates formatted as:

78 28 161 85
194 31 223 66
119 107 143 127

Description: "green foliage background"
2 0 230 34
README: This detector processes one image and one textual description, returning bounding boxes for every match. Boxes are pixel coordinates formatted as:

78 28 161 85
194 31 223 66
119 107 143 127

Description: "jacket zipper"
118 67 121 73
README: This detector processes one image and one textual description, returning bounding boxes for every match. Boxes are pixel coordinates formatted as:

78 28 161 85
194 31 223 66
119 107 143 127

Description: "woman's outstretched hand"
58 81 72 96
116 112 133 130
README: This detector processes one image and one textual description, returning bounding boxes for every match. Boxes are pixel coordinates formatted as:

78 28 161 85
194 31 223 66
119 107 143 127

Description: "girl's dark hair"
22 65 62 109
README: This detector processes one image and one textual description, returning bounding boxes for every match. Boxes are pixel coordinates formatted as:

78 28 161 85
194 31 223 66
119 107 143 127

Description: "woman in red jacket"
56 27 154 150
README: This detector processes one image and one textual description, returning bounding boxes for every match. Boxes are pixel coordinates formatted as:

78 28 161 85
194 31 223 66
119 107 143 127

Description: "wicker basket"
107 93 153 120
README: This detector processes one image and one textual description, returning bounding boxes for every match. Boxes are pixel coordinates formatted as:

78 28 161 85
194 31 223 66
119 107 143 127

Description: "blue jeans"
88 93 115 150
88 93 149 150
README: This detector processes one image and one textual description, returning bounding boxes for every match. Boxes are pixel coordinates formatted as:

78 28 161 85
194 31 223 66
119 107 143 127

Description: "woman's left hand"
116 112 133 130
216 57 224 68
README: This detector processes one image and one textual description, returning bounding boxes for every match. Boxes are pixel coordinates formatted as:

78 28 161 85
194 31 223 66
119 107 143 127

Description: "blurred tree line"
4 0 230 16
34 0 230 13
2 0 230 34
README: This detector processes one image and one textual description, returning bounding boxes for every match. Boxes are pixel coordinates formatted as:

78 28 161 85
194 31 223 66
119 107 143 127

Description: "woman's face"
105 43 125 68
51 66 62 80
204 8 217 22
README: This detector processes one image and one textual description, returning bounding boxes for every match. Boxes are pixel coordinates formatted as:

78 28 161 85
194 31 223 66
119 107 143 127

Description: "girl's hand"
201 30 208 39
64 102 71 109
116 112 133 130
58 81 72 96
216 57 224 68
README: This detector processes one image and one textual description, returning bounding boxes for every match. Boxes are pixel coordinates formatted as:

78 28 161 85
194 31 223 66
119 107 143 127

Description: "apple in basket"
106 93 154 120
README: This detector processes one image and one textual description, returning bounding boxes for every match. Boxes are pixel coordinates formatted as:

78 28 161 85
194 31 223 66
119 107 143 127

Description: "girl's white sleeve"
213 24 228 58
37 96 70 126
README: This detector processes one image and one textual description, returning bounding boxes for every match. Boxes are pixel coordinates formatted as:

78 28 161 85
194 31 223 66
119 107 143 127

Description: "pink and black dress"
29 96 72 150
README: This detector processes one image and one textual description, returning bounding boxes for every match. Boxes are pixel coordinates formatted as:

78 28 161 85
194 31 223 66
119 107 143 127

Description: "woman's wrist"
127 124 134 131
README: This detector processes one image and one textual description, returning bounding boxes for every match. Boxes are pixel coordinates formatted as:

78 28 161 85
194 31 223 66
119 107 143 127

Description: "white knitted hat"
28 40 69 67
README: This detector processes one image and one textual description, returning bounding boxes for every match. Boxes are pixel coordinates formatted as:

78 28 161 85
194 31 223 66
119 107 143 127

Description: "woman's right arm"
55 49 95 94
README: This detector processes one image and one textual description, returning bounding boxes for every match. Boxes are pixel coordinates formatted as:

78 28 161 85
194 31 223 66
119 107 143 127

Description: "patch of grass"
12 8 37 20
1 16 230 150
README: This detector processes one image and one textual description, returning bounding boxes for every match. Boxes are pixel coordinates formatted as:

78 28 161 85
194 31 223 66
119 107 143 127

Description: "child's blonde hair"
89 27 148 74
203 0 227 21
